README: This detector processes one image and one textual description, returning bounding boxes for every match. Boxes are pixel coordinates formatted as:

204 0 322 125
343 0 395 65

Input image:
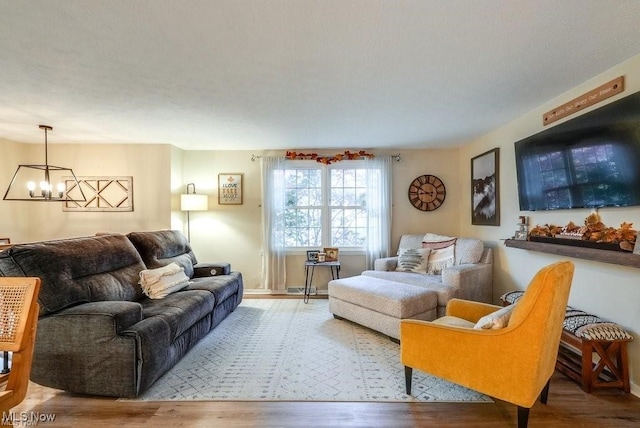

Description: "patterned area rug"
131 299 492 402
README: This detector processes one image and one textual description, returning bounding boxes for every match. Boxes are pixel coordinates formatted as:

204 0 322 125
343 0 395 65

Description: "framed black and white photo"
306 250 319 262
471 148 500 226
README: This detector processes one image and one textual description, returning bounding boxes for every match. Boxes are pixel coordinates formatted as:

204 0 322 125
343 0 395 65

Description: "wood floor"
8 367 639 427
7 295 640 427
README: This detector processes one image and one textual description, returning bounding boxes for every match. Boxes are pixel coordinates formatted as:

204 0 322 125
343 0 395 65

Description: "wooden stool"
556 330 631 393
501 291 632 393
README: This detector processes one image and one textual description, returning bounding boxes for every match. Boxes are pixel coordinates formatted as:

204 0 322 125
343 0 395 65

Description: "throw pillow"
426 244 455 275
422 233 456 249
139 262 191 299
395 248 431 273
473 305 515 330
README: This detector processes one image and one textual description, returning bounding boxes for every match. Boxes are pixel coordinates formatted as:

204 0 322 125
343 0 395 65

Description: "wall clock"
408 174 446 211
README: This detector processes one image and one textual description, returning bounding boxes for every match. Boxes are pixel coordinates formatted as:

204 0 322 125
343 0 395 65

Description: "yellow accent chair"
401 261 575 428
0 277 41 417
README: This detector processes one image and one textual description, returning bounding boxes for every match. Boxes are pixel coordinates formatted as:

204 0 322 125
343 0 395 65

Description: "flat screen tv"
515 90 640 211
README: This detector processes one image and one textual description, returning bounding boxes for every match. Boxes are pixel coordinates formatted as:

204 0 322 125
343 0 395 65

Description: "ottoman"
328 275 438 340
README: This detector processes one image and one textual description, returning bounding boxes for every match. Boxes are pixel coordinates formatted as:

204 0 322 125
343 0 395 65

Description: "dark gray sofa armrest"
193 262 231 277
32 301 143 397
39 301 143 334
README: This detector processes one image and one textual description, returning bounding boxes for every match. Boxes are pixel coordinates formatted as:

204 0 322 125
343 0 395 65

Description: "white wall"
459 53 640 392
0 139 29 242
0 142 173 241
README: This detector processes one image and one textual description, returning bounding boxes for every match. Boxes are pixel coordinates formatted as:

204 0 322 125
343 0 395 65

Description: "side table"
304 261 340 303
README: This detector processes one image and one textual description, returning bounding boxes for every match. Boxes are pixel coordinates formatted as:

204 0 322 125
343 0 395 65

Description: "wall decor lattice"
63 176 133 212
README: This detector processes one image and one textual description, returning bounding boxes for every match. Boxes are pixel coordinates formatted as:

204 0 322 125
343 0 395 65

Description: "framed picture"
306 250 319 262
218 173 243 205
324 247 339 262
471 148 500 226
0 238 10 245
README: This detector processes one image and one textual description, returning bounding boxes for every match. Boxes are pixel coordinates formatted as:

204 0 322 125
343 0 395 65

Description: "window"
283 161 371 249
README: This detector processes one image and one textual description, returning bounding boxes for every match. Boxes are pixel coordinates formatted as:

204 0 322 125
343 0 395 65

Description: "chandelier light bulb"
27 181 36 197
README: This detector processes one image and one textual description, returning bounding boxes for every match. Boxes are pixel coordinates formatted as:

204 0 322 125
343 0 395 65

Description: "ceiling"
1 1 640 151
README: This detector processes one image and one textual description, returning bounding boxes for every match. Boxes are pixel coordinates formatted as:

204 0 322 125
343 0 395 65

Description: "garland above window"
285 150 375 164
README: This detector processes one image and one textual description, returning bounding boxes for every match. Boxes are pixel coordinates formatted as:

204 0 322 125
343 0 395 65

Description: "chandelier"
3 125 87 202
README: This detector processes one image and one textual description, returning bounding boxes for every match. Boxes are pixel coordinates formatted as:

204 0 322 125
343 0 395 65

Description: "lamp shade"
181 194 208 211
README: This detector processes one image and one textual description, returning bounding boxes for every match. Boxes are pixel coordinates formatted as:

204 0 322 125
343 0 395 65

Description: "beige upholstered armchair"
401 261 575 428
361 234 493 316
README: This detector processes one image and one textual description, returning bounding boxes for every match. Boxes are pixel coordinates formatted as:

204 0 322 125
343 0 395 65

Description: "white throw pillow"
139 262 191 299
473 305 515 330
422 233 455 243
426 244 455 275
395 248 431 273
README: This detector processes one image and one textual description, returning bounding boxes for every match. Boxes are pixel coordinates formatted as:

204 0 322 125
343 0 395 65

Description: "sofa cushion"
361 270 458 307
127 230 197 278
396 235 424 255
454 238 484 265
0 234 146 316
139 289 214 341
188 272 243 306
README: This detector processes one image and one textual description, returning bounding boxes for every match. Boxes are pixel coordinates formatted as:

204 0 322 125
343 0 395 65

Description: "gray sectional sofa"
0 230 243 398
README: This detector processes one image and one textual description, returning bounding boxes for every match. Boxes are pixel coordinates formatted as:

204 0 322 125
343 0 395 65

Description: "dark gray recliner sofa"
0 230 243 397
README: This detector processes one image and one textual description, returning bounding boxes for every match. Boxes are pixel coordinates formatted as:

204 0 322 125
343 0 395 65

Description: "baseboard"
287 286 316 295
243 288 328 296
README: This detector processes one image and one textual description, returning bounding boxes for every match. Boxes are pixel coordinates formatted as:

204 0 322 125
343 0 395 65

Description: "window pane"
285 208 321 247
330 187 343 206
283 168 322 247
331 207 365 246
331 169 344 187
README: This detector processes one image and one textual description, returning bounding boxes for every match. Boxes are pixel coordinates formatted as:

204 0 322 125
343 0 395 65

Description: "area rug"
130 299 492 403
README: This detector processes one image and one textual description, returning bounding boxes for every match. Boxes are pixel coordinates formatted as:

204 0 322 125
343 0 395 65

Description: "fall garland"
285 150 374 165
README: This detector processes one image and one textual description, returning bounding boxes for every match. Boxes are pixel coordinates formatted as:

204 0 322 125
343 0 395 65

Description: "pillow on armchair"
422 234 456 274
395 248 431 273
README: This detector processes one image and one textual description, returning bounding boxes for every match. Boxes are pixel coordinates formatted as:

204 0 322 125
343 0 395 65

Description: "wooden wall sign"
543 76 624 126
63 176 133 212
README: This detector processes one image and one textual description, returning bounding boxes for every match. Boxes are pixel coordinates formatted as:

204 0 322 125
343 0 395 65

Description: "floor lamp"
180 183 208 242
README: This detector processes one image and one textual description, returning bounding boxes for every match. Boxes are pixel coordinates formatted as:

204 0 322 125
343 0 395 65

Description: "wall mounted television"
515 90 640 211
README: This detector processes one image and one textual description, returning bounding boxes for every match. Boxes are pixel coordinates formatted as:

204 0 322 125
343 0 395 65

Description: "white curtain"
364 156 393 269
260 156 287 291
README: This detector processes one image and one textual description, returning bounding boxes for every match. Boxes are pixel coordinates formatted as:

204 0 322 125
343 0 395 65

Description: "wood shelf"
504 239 640 268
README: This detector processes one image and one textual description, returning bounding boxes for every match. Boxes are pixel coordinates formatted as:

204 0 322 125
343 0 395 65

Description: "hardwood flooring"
9 367 640 427
7 295 640 427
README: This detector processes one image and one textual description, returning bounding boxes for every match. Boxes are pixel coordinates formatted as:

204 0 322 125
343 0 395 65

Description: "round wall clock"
408 174 446 211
